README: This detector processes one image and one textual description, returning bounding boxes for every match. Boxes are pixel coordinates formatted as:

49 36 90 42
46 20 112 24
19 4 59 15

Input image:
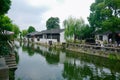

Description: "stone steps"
6 61 16 65
5 59 16 62
4 56 17 69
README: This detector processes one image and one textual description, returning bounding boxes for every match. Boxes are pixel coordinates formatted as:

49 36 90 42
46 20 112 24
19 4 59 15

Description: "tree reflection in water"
15 41 120 80
63 51 120 80
21 42 60 65
22 43 35 56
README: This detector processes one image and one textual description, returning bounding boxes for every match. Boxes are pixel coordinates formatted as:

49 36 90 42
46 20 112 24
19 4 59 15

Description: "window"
99 35 103 41
37 38 40 41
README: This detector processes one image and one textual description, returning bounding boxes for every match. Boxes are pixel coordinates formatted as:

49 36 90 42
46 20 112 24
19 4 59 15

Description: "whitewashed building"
95 31 120 44
26 29 66 44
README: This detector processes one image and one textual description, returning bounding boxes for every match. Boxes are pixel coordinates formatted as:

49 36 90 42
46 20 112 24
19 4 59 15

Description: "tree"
46 17 60 30
88 0 120 42
0 15 14 55
0 15 20 39
27 26 36 33
0 15 13 41
12 24 20 38
0 0 12 37
21 29 28 37
79 25 94 39
63 17 85 42
0 15 13 32
0 0 11 15
0 0 12 55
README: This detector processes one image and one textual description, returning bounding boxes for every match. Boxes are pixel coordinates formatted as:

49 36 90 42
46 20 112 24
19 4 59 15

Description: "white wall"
60 31 66 43
40 39 57 44
95 34 108 42
34 38 38 42
103 35 108 42
33 31 66 44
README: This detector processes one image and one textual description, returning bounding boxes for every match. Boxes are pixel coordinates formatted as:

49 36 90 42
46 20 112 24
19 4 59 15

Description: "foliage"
21 29 28 37
63 16 86 42
0 15 13 31
12 24 20 38
0 0 12 39
79 25 94 39
46 17 60 30
0 41 11 55
0 15 20 39
88 0 120 42
27 26 36 33
9 69 15 80
0 15 13 41
0 0 11 15
0 16 20 55
0 0 13 55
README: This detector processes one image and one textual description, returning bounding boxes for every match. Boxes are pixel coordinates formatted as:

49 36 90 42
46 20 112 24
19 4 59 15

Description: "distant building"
26 29 66 44
95 31 120 44
26 31 38 42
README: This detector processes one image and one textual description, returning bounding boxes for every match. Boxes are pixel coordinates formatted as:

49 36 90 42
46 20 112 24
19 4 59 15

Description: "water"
14 41 120 80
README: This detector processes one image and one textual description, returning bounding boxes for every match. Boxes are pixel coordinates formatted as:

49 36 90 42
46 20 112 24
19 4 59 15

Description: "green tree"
46 17 60 30
0 15 13 32
0 15 13 41
27 26 36 33
12 24 20 38
63 17 85 42
0 15 13 55
0 16 20 39
0 0 11 15
21 29 28 37
0 0 12 55
0 0 12 37
88 0 120 42
79 25 94 39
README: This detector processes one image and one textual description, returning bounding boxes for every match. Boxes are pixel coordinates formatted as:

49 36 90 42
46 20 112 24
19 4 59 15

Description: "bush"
0 41 11 55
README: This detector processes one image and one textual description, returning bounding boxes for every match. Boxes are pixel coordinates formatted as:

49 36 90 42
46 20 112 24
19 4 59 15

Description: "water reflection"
14 41 120 80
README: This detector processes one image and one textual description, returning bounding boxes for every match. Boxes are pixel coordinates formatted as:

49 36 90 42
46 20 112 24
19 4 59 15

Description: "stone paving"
0 58 9 80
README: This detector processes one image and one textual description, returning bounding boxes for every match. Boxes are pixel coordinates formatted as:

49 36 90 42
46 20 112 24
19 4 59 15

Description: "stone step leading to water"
6 61 16 65
5 59 16 62
9 66 17 69
4 56 17 69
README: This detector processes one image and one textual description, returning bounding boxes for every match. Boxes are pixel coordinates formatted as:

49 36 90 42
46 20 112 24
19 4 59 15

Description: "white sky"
7 0 95 31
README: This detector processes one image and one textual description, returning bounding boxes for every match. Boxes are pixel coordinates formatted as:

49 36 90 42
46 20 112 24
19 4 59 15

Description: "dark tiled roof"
26 29 64 36
36 29 64 35
96 31 120 35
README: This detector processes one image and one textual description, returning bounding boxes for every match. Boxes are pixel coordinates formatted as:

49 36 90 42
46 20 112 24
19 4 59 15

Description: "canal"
14 41 120 80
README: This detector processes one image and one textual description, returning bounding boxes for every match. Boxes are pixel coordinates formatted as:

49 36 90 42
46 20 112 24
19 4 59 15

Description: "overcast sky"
7 0 94 31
